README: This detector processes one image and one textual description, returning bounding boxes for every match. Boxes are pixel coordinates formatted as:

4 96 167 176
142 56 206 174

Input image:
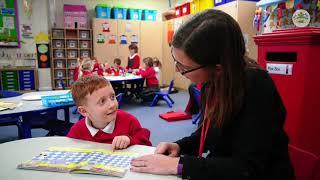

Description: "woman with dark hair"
131 9 294 180
126 43 140 71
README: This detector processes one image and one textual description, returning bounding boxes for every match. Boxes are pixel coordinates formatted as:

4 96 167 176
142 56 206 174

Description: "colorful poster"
126 22 132 32
120 35 127 44
21 24 32 38
96 33 105 43
131 34 138 44
102 22 110 32
109 34 116 44
3 16 14 29
37 43 50 68
0 0 20 47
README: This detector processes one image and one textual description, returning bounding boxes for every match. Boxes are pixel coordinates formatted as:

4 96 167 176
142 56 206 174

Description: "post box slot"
266 52 297 62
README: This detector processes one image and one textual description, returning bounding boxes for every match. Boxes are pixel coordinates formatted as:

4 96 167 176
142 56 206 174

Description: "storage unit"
143 10 157 21
18 70 36 91
175 5 182 18
95 4 112 19
112 6 128 20
199 0 214 11
64 4 88 29
254 27 320 156
215 0 259 6
0 68 37 91
181 3 191 16
190 0 200 14
51 28 92 89
214 0 226 6
128 9 143 20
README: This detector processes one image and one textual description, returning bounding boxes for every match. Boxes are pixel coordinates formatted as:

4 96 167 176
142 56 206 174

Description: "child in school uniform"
67 75 152 149
91 57 104 76
126 43 140 72
73 57 83 81
102 62 112 75
76 58 94 80
110 58 124 76
136 57 160 102
153 57 162 86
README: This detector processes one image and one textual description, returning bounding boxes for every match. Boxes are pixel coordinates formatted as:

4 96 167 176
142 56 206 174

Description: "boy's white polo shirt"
85 117 115 136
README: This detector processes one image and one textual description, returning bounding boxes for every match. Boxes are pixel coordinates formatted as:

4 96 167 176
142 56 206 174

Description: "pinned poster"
120 35 127 44
109 34 116 44
3 16 14 29
21 24 33 38
0 0 6 8
131 34 138 44
102 22 110 32
96 34 105 43
37 43 50 68
126 22 132 32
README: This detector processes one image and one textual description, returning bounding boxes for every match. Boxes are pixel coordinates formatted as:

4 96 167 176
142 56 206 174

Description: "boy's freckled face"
82 86 118 129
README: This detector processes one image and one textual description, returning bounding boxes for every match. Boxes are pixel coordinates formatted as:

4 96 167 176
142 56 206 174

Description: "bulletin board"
0 0 20 47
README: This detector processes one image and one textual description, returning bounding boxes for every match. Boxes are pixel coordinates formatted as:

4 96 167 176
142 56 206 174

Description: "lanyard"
198 104 211 157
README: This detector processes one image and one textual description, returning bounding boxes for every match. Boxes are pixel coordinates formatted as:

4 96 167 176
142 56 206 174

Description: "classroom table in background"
0 90 73 138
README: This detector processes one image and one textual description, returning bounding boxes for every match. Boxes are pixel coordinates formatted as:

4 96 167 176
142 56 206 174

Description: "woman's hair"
153 57 162 68
172 9 259 127
129 43 138 53
143 57 154 67
114 58 121 65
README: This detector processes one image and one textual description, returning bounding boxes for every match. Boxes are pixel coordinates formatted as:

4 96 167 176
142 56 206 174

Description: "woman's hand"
130 154 179 175
155 142 180 157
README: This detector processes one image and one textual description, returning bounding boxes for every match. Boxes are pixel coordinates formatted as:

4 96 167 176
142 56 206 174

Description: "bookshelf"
51 28 92 89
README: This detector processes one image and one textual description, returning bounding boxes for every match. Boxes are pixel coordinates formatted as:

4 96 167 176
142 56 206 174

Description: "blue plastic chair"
0 90 24 138
191 87 202 124
150 80 175 108
116 93 124 109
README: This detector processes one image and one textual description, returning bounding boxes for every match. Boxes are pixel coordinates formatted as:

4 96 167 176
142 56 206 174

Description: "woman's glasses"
171 48 205 75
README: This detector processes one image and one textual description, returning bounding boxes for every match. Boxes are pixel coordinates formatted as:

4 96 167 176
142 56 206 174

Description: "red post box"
254 27 320 156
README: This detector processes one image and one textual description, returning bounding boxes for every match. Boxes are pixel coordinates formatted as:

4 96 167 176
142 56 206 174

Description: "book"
17 147 138 177
0 101 19 111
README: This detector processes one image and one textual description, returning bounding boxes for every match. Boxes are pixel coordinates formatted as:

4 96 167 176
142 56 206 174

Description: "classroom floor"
0 90 198 146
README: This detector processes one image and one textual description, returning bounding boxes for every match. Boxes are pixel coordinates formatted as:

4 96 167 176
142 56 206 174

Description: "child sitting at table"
102 62 112 75
73 57 83 81
153 57 162 86
67 75 152 149
111 58 124 76
136 57 160 102
91 57 104 76
76 58 94 80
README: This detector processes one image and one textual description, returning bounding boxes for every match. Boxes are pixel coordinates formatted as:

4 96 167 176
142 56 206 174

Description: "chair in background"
0 90 24 138
126 78 145 100
58 77 66 90
150 79 175 108
288 144 319 180
191 87 202 124
116 93 124 109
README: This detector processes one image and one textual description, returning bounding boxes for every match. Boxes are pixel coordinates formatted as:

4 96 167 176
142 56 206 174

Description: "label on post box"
266 63 293 75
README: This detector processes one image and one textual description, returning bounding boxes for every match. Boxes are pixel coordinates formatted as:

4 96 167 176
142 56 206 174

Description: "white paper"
266 63 293 75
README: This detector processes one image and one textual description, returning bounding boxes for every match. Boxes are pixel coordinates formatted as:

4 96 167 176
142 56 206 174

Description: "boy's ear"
77 106 88 117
